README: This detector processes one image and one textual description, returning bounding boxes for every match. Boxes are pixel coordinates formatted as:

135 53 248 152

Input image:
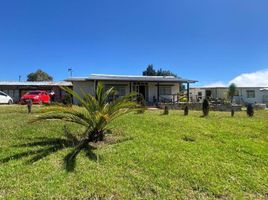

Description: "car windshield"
0 91 7 96
27 91 41 95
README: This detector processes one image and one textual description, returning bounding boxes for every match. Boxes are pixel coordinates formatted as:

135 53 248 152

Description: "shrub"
63 93 72 106
137 95 146 114
184 105 189 116
163 106 169 115
182 135 195 142
231 108 235 117
202 99 209 116
180 97 188 102
247 104 254 117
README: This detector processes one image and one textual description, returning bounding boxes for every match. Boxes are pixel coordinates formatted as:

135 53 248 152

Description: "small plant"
247 103 254 117
27 99 33 114
180 97 188 102
202 99 209 117
163 105 169 115
137 95 146 114
182 135 195 142
63 93 72 106
231 108 235 117
184 105 189 116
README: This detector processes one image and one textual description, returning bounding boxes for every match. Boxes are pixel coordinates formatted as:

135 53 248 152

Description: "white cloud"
229 69 268 87
200 69 268 87
202 81 226 88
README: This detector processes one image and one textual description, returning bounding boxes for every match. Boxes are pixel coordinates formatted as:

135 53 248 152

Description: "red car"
20 90 51 104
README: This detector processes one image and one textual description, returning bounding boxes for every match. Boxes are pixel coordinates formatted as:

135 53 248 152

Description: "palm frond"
34 83 142 142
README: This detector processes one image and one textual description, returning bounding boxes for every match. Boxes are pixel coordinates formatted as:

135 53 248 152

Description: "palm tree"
32 83 141 151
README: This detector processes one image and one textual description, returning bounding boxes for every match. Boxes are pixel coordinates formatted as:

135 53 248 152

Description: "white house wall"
211 88 228 99
72 81 181 104
72 81 94 104
239 88 268 104
148 82 157 102
191 87 268 105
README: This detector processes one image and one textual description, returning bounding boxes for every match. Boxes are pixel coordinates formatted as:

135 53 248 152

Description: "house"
66 74 197 104
0 81 73 103
190 86 268 106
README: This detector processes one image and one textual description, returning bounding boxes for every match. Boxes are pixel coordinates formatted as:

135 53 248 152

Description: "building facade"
66 74 197 105
190 87 268 105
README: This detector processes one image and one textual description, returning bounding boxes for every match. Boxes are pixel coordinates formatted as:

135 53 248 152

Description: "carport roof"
0 81 72 86
66 74 197 83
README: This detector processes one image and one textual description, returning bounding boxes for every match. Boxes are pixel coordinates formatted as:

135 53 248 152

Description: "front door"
134 83 148 101
139 85 146 99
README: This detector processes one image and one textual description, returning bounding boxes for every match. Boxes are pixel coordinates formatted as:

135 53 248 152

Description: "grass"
0 105 268 199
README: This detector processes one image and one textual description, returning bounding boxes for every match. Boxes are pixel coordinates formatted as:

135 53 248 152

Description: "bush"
184 105 189 116
137 95 146 114
163 106 169 115
247 104 254 117
202 99 209 116
231 108 235 117
180 97 188 102
63 93 72 106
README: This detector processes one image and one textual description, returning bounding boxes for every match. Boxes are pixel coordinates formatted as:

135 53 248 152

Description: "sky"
0 0 268 86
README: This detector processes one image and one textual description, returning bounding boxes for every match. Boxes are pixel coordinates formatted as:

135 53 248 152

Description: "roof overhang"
65 74 198 83
0 81 73 86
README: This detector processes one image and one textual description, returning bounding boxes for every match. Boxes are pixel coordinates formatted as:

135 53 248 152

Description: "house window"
247 90 255 98
159 86 172 95
234 90 239 96
114 86 126 96
105 85 126 97
206 90 212 98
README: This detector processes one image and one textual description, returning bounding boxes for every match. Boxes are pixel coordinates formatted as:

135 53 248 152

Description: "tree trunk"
88 130 105 142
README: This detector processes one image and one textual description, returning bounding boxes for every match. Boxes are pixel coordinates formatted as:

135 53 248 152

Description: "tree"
27 69 53 81
142 65 178 77
156 68 177 77
143 64 156 76
228 83 237 103
32 84 141 167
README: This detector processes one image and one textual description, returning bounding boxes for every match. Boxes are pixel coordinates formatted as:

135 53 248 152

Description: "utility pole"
19 75 21 82
68 67 73 77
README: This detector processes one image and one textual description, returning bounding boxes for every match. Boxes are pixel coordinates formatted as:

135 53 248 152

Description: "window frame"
247 90 255 98
159 86 172 96
104 85 126 97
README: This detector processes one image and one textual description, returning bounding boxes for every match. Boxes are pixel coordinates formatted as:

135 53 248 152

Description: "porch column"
157 82 160 102
94 80 98 97
129 82 132 93
187 82 190 102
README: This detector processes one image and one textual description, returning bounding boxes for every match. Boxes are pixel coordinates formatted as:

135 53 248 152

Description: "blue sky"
0 0 268 86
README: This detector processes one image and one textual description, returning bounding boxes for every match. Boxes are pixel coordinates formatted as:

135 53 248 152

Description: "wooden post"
157 82 160 102
187 82 190 102
129 82 132 93
94 80 98 98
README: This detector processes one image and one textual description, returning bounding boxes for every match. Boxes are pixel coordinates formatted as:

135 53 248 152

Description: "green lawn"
0 105 268 199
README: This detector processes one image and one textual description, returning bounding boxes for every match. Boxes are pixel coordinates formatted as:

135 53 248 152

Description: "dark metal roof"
66 74 197 83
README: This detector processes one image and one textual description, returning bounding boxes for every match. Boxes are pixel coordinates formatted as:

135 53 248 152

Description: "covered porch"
67 74 197 105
